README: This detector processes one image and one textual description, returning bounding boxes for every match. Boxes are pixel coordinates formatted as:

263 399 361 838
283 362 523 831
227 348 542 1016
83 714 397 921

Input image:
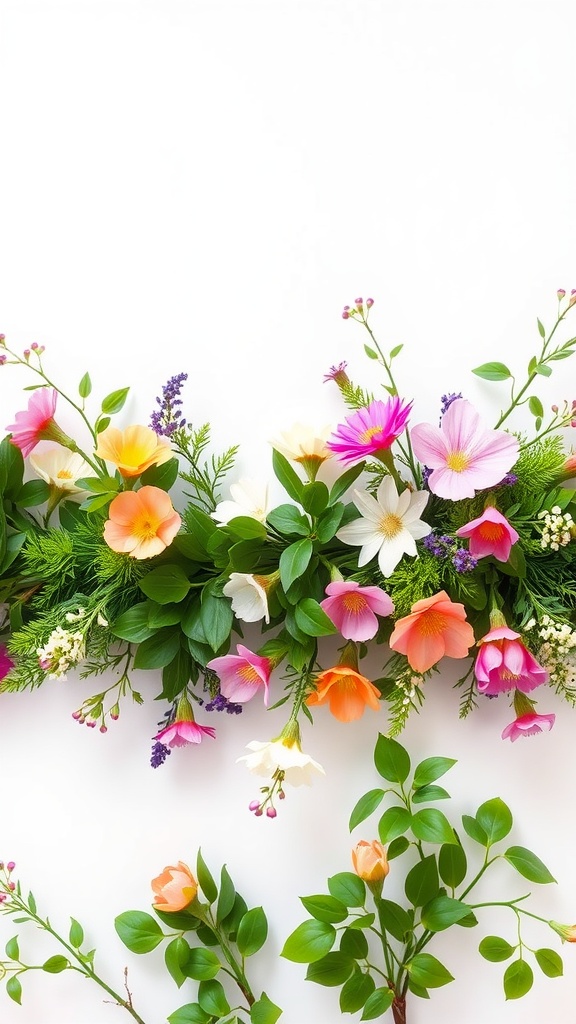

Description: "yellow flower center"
239 664 260 683
379 512 403 538
446 450 470 472
342 592 366 612
56 468 74 480
358 425 383 444
134 515 159 541
417 610 447 637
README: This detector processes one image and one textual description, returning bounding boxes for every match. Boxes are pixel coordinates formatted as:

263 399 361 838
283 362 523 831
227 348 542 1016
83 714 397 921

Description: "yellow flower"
95 424 172 478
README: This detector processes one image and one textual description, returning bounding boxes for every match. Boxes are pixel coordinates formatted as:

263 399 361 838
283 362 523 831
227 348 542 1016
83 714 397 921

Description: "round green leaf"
165 937 191 987
6 975 22 1005
339 926 368 959
420 896 470 932
294 598 338 637
339 967 375 1013
378 805 411 844
377 899 413 943
504 846 557 884
479 936 516 963
139 565 191 605
438 842 467 888
184 947 221 981
411 808 457 845
69 917 85 949
167 1005 210 1024
503 959 534 999
300 895 348 924
413 756 456 788
360 986 394 1019
114 911 164 954
535 947 563 978
475 798 513 845
327 872 366 907
280 919 336 963
250 991 283 1024
197 979 231 1017
305 951 355 987
236 906 269 956
406 953 454 988
386 836 410 860
42 955 69 973
412 784 450 804
405 855 440 907
374 734 410 783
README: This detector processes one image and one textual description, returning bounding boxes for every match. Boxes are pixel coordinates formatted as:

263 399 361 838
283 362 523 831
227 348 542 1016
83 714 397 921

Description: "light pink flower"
320 580 394 641
410 399 519 500
155 719 216 747
207 644 272 705
501 712 556 741
0 645 14 680
5 389 68 457
455 506 519 562
475 626 548 695
326 397 412 465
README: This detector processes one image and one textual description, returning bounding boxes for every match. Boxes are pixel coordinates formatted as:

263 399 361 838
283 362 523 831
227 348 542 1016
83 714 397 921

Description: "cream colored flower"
29 448 92 494
237 738 325 787
223 572 272 623
269 423 333 480
212 479 270 525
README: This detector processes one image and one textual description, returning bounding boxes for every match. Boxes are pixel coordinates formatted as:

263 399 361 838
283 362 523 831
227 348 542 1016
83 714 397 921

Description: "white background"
1 1 576 1022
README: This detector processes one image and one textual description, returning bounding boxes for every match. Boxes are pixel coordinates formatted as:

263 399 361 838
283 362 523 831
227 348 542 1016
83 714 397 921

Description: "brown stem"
392 995 407 1024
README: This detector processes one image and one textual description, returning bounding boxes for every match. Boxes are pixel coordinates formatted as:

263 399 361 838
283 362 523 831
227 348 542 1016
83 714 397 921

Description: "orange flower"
352 840 389 883
151 861 197 912
389 590 475 673
306 663 381 722
550 921 576 943
103 485 181 559
95 424 172 478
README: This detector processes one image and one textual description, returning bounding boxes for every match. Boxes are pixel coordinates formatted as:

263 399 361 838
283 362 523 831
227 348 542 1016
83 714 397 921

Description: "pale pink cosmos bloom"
155 719 216 747
320 580 394 642
456 506 519 562
0 645 14 680
5 389 62 457
410 399 519 500
475 626 548 695
326 397 412 465
501 712 556 741
207 644 272 705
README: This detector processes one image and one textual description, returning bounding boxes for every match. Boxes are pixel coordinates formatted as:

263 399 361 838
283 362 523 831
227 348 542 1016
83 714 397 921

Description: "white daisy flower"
29 448 92 494
337 476 431 577
212 479 270 525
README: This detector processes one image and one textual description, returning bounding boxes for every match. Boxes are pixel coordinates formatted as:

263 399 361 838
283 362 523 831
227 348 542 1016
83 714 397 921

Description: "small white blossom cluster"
37 626 86 680
538 506 574 550
525 614 576 692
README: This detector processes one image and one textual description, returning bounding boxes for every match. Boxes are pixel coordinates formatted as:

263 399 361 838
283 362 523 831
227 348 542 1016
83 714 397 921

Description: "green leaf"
378 805 411 844
294 598 338 637
328 463 365 505
5 935 19 960
300 895 348 925
140 457 179 490
339 968 375 1013
374 734 410 783
69 917 84 948
339 927 368 959
236 906 268 956
315 502 345 542
101 386 130 414
504 846 556 884
528 395 544 419
197 979 231 1017
537 317 546 338
224 516 267 541
412 785 450 804
41 954 69 973
301 481 329 516
165 937 191 987
377 899 412 943
404 855 440 907
114 911 164 954
327 872 366 907
133 628 181 669
200 590 234 653
267 503 310 537
411 808 458 845
16 479 50 507
386 836 410 860
271 449 304 503
535 362 552 376
220 891 249 940
306 951 355 987
348 788 385 831
279 538 313 590
167 1005 211 1024
111 603 155 643
78 372 92 398
96 415 111 433
472 361 512 381
421 896 471 931
184 947 221 981
197 849 218 904
363 344 378 360
476 797 513 846
462 813 488 847
139 565 191 605
413 756 456 788
250 991 283 1024
438 843 467 888
281 919 336 962
216 865 236 925
28 892 37 915
535 947 563 978
360 987 394 1019
6 975 22 1005
503 959 533 999
406 953 454 988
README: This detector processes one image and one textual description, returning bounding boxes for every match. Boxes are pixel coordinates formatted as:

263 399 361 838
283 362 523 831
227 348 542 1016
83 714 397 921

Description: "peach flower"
151 861 197 912
103 486 181 559
306 659 381 722
352 840 390 883
95 424 172 478
389 590 475 673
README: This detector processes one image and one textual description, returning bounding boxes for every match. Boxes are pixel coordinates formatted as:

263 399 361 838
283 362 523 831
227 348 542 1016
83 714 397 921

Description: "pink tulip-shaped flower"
0 645 14 680
410 399 519 500
320 581 394 642
154 695 216 747
326 397 412 465
474 626 548 695
501 712 556 741
456 506 519 562
5 389 73 458
207 645 272 705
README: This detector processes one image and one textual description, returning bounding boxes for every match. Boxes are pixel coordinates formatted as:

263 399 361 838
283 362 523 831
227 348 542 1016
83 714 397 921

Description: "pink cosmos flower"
410 399 519 500
326 397 412 465
501 712 556 741
155 719 216 747
455 506 519 562
475 626 548 695
320 581 394 642
5 389 67 458
0 645 14 679
206 644 272 705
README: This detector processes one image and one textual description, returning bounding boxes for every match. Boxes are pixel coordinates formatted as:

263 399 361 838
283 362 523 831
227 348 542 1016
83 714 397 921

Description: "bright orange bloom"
95 424 172 478
151 861 197 912
352 840 389 883
389 590 475 673
103 485 181 559
306 664 381 722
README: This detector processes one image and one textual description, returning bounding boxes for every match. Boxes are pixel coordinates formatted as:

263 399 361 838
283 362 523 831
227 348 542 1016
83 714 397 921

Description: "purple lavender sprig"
150 372 188 437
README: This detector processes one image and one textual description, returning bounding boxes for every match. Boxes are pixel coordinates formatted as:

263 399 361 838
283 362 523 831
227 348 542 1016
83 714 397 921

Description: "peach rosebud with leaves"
151 861 197 912
352 839 389 885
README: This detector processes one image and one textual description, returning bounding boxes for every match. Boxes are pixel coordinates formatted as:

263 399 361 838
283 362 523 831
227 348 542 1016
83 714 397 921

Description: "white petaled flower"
212 479 270 526
269 423 333 465
29 448 92 494
336 477 432 577
237 739 325 787
223 573 271 623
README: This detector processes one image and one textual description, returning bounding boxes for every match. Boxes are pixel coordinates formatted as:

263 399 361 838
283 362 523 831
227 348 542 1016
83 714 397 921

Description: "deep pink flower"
207 644 272 705
456 506 519 562
475 626 548 695
155 719 216 747
410 399 519 500
326 397 412 465
5 389 65 458
0 646 14 680
320 581 394 641
502 712 556 741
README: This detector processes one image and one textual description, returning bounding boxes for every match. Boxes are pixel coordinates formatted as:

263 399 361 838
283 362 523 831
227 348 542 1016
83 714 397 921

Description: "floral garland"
1 293 576 818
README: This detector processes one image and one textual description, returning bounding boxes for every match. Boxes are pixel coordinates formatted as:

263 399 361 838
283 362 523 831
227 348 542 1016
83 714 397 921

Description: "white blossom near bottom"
237 739 326 786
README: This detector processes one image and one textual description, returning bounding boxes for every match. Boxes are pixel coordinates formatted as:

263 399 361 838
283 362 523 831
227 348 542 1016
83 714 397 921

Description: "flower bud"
151 861 197 911
549 920 576 942
352 839 389 883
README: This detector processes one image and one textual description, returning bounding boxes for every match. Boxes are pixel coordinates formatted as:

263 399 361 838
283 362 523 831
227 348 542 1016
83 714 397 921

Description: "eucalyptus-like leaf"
535 948 563 978
374 734 410 783
503 959 533 999
475 798 513 846
406 953 454 988
280 919 336 963
305 951 355 987
348 788 385 831
504 846 556 884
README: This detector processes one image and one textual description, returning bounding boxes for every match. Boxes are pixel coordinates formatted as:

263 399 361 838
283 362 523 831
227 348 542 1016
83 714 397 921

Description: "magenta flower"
410 399 519 500
320 581 394 642
5 389 63 457
0 646 14 680
326 397 412 465
475 626 549 695
155 719 216 747
207 644 273 705
502 712 556 741
456 506 519 562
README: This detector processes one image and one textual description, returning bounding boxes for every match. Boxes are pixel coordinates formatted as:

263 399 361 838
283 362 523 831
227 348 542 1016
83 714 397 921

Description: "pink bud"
6 862 15 872
342 311 350 319
99 725 107 733
249 800 260 811
266 807 277 818
557 289 566 299
0 894 7 903
355 297 363 305
8 882 15 891
551 404 559 413
366 297 374 307
253 808 263 816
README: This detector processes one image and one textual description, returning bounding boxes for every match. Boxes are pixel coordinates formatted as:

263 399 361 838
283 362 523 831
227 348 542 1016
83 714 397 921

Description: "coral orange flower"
352 840 390 883
103 485 181 559
307 645 381 722
95 424 172 478
151 861 197 912
389 590 475 673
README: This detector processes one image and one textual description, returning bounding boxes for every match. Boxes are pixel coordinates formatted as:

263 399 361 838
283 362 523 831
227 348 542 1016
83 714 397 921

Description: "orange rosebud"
95 424 172 478
306 664 381 722
389 590 475 673
151 861 197 912
550 921 576 943
352 840 389 883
